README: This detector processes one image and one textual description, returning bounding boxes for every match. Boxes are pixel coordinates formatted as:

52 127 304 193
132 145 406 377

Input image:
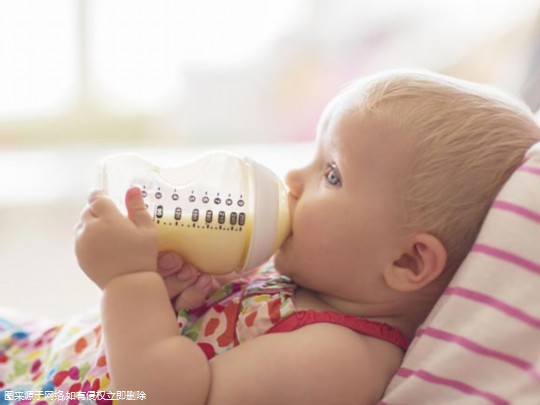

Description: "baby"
2 69 537 404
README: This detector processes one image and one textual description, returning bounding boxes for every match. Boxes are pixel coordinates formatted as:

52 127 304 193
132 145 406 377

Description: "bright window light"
89 0 307 113
0 0 77 119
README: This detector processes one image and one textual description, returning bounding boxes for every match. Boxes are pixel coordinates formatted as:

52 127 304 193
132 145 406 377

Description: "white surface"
0 142 314 321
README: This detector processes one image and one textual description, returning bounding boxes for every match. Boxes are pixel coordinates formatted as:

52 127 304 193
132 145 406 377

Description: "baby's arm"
75 188 211 403
102 272 211 404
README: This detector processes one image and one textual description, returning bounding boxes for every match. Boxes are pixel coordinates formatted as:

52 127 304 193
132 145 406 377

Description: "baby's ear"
384 233 447 292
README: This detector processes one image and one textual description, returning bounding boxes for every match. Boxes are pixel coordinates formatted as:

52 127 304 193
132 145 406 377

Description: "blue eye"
325 164 342 187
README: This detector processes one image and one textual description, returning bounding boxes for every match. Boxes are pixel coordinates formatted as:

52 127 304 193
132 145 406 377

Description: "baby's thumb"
125 187 154 228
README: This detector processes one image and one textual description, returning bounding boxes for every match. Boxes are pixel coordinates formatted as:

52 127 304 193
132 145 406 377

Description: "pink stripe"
492 200 540 223
417 327 540 382
517 165 540 176
444 287 540 329
396 367 509 405
472 243 540 276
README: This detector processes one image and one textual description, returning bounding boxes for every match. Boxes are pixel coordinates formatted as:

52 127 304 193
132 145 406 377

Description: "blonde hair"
349 70 540 275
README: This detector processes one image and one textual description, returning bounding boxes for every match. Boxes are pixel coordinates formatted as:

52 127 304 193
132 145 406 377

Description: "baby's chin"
274 232 301 276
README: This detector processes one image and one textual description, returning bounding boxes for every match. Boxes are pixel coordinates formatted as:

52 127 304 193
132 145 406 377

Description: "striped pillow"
381 142 540 405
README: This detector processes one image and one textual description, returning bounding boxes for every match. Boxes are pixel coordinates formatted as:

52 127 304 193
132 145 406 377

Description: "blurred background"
2 0 540 319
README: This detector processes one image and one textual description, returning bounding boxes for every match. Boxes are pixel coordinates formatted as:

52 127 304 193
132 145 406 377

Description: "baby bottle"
99 151 291 275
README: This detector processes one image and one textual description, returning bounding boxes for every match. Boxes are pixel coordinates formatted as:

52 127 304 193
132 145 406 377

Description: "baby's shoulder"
283 323 403 403
209 321 402 404
296 321 404 376
291 322 403 403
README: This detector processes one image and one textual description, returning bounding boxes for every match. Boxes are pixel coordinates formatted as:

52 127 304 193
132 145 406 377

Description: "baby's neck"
294 287 427 342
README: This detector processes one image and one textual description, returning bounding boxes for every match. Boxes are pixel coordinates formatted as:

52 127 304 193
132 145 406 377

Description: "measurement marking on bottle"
150 208 246 232
218 211 226 224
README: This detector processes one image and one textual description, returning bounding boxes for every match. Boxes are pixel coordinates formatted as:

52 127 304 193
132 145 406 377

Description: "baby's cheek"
296 208 334 251
295 206 319 236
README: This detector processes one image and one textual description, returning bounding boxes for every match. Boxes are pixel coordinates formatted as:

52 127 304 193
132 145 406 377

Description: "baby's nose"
285 168 304 198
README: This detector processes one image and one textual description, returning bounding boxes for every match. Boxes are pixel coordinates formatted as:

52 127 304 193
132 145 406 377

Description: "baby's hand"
158 252 246 311
75 188 158 289
157 252 216 311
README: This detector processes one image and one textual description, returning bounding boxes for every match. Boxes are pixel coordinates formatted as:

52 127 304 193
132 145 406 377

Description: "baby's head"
354 70 539 280
275 69 539 319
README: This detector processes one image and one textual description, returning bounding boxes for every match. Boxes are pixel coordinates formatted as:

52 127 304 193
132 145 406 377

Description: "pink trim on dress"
266 310 410 351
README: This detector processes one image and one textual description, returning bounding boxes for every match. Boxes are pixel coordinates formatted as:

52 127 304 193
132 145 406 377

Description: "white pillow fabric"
381 142 540 405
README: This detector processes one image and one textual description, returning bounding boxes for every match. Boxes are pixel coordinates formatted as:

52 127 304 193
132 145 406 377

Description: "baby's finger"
88 188 106 203
79 204 97 222
88 190 121 220
173 275 213 311
125 187 154 229
77 190 103 222
157 252 185 277
162 264 198 298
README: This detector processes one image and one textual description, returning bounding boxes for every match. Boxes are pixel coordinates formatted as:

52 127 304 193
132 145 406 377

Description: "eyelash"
324 163 342 187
